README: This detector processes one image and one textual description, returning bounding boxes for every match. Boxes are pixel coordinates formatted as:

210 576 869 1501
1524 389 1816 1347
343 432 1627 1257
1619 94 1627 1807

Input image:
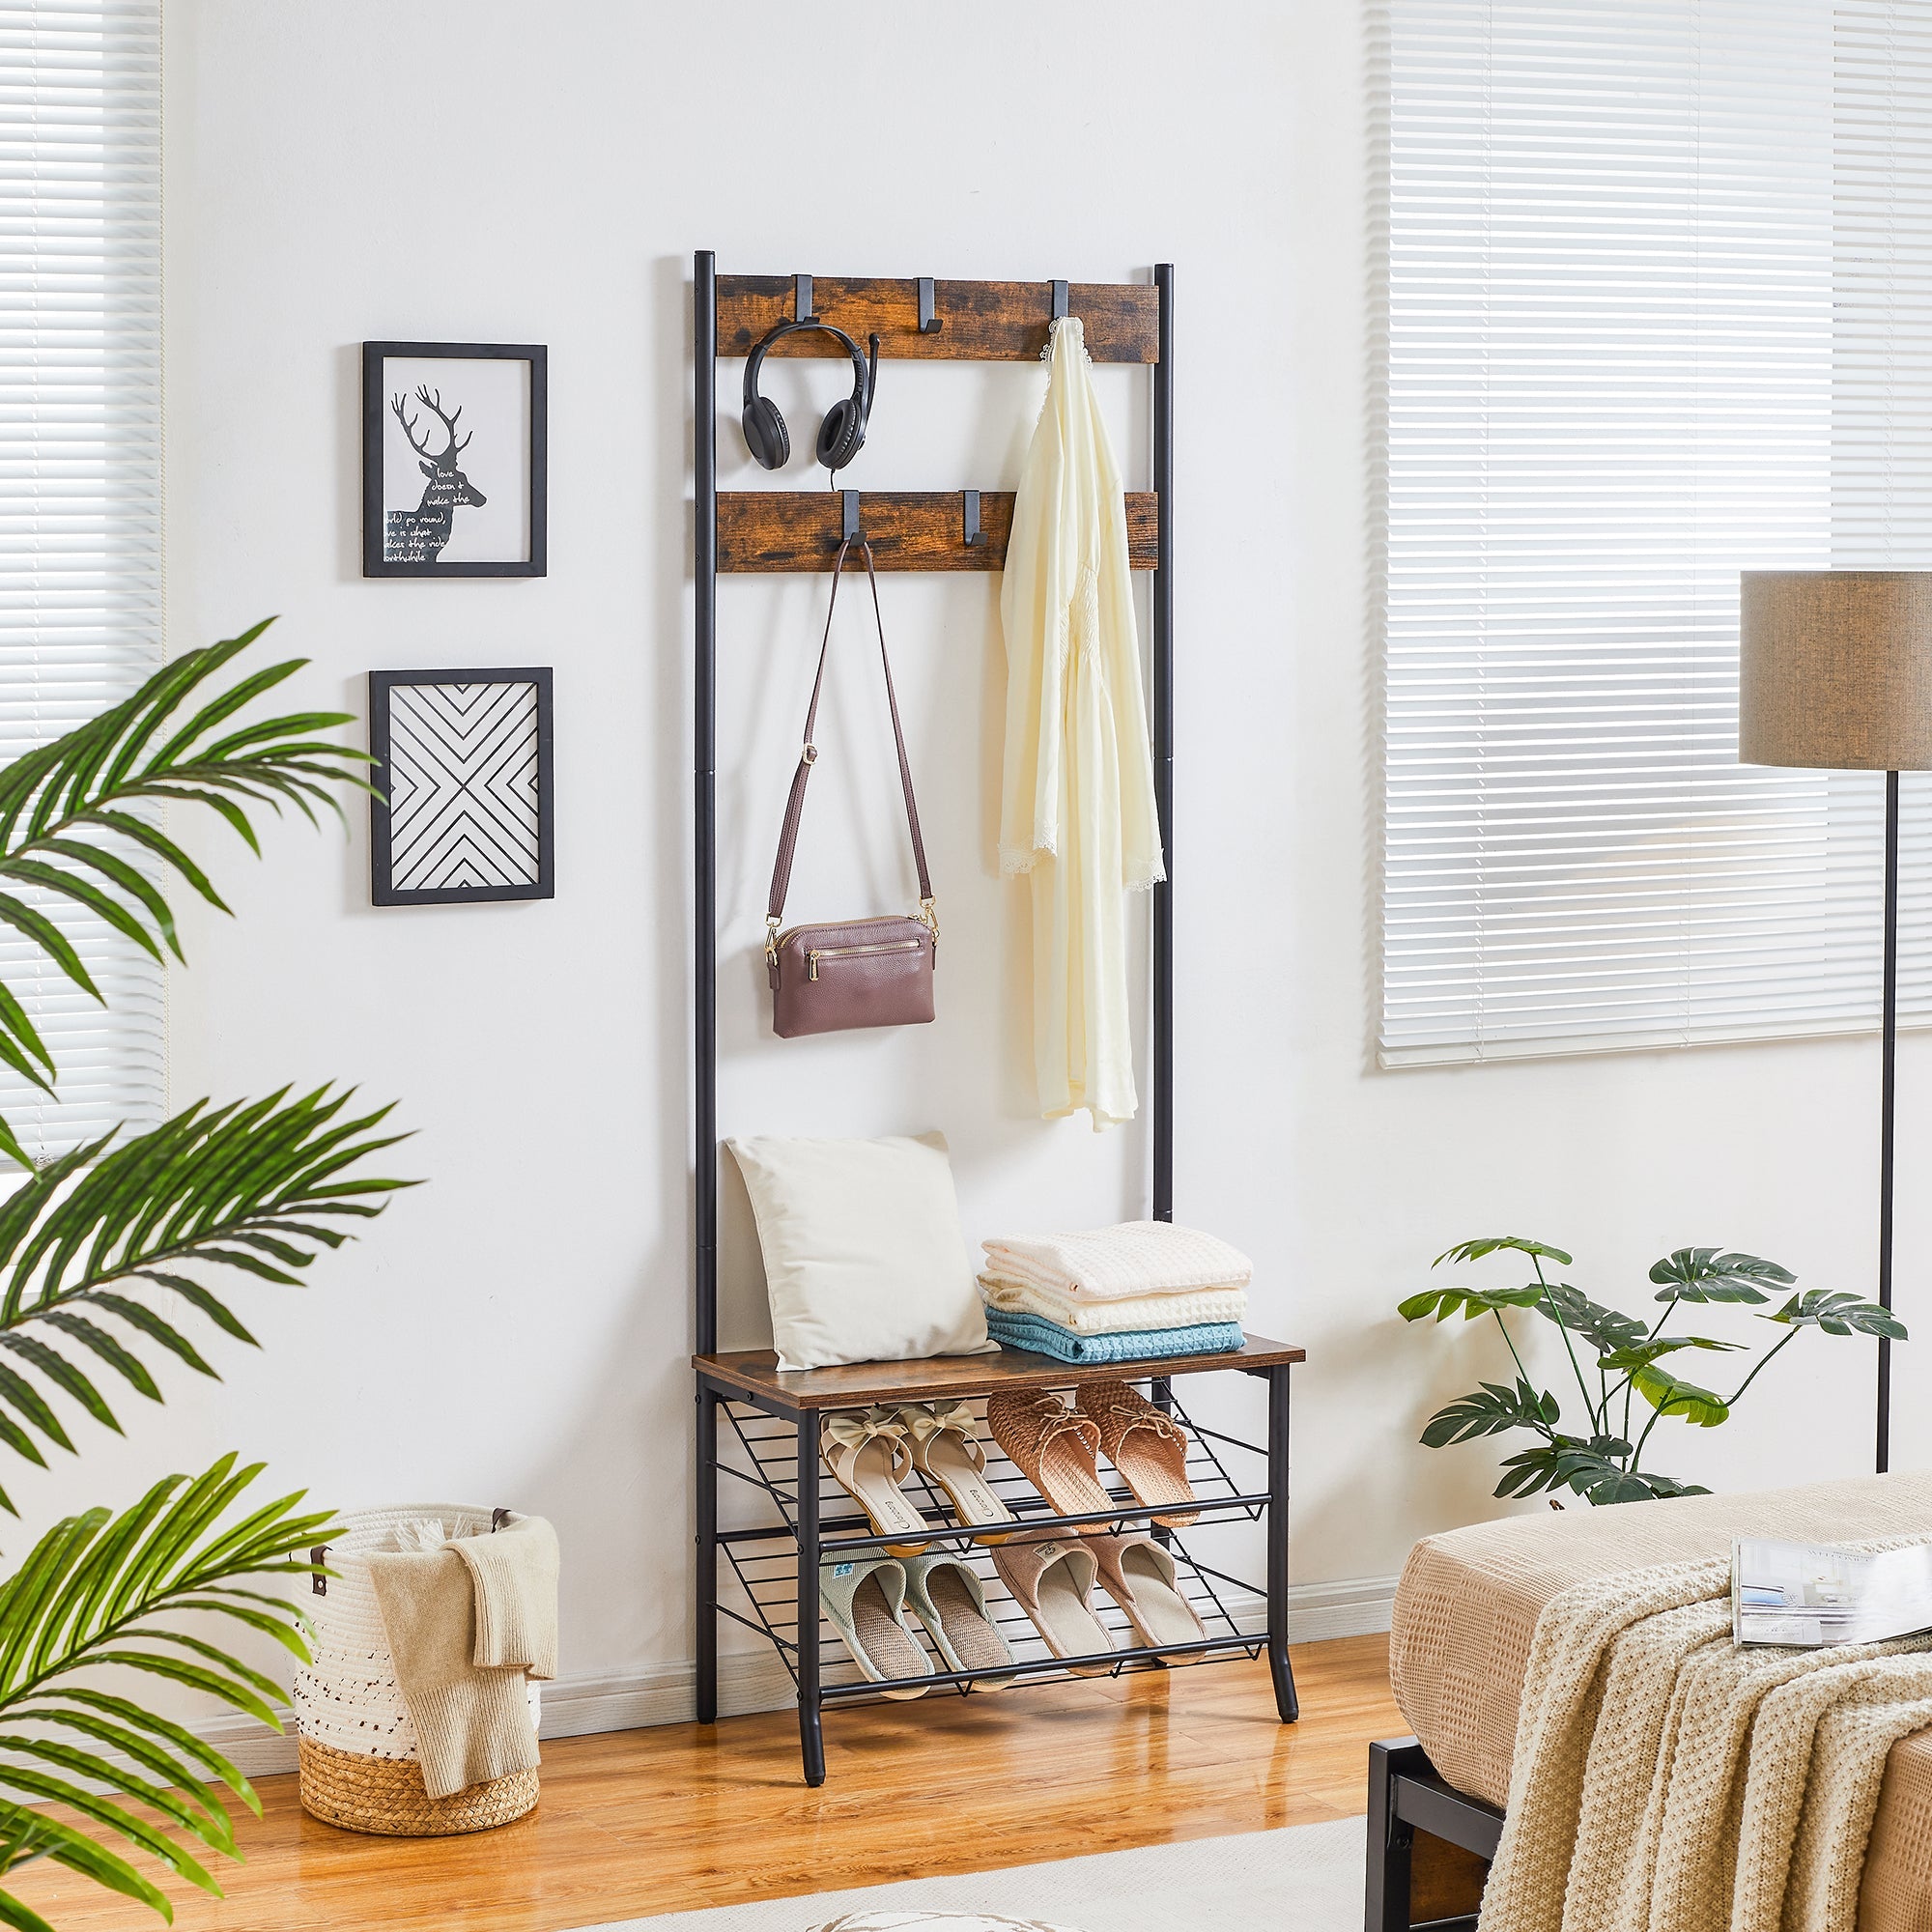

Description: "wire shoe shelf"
713 1384 1271 1701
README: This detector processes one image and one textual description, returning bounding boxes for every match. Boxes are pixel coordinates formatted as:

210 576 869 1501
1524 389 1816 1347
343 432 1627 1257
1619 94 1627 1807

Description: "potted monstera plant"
1400 1236 1904 1505
0 622 411 1929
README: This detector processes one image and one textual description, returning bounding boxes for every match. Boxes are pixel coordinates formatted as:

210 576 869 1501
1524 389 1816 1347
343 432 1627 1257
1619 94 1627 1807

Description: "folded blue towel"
981 1309 1245 1365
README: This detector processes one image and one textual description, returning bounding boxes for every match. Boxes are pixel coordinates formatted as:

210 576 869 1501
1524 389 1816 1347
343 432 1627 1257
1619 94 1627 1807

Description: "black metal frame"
1366 1739 1502 1932
361 340 549 578
691 253 1293 1785
1879 765 1900 1473
367 667 554 906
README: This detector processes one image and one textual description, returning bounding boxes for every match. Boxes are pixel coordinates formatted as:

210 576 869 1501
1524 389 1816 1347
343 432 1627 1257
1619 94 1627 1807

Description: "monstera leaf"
1647 1249 1795 1304
1760 1290 1905 1339
1433 1236 1574 1269
1419 1378 1560 1448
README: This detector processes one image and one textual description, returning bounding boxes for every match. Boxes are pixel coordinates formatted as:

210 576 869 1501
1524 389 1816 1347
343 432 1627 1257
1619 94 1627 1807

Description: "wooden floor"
8 1636 1403 1932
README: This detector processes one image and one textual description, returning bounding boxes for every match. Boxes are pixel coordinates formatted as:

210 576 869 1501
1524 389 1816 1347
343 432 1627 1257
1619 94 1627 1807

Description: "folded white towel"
980 1274 1247 1336
980 1221 1254 1300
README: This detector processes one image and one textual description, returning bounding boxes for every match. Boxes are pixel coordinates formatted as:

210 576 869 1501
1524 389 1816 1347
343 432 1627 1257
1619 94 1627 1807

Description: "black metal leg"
1366 1741 1415 1932
1151 1374 1174 1549
696 1383 719 1723
1266 1364 1298 1722
796 1411 826 1786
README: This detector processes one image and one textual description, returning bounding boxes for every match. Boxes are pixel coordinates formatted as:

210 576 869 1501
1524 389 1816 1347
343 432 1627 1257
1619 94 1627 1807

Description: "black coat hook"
794 272 813 322
963 490 982 548
918 277 942 334
841 490 861 544
1050 279 1068 323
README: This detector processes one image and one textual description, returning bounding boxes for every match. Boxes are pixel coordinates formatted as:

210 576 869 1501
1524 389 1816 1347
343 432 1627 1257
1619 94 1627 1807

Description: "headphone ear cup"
815 396 865 472
742 395 789 469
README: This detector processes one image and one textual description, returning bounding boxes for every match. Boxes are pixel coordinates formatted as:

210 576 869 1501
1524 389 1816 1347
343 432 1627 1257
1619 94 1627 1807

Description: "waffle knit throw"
982 1308 1242 1364
1480 1544 1932 1932
366 1514 559 1801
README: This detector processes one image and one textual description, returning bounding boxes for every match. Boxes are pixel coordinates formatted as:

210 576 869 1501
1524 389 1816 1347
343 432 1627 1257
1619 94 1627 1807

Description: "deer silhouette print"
385 385 487 562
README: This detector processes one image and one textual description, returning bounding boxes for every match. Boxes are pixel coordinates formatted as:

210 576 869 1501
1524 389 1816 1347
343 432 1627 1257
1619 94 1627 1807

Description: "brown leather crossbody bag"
765 537 937 1038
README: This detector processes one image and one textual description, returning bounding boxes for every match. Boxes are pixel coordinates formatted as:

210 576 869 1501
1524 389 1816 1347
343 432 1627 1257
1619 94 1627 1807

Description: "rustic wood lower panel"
714 490 1159 573
8 1637 1401 1932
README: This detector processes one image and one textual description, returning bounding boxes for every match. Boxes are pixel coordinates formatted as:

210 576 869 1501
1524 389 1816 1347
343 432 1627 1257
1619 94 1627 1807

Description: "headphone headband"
741 317 878 474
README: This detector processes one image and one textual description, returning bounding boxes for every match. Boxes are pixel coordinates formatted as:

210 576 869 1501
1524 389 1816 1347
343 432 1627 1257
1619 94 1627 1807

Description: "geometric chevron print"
386 680 540 890
369 668 553 905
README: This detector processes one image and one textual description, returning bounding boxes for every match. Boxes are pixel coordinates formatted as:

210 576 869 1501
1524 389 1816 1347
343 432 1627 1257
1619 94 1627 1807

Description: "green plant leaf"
1420 1378 1559 1447
1433 1236 1575 1268
1597 1335 1747 1371
1493 1433 1634 1500
1398 1284 1544 1323
1535 1282 1646 1355
1648 1248 1795 1304
1761 1290 1907 1340
0 1459 335 1920
1630 1364 1730 1427
0 1090 417 1477
0 623 376 1153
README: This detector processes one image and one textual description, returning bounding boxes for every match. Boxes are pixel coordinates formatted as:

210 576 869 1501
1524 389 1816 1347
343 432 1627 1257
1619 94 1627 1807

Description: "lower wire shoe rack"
693 1341 1302 1784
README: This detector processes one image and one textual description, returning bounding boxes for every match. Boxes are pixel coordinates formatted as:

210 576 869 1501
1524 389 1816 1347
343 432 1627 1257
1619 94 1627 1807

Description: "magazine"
1733 1536 1932 1648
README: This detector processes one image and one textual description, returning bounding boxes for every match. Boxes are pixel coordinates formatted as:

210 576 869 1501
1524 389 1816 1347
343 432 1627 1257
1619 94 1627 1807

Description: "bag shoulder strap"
766 538 933 940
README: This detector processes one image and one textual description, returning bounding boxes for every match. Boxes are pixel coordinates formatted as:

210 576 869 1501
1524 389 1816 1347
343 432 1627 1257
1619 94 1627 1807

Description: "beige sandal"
1076 1380 1199 1527
821 1406 929 1555
1091 1531 1206 1648
901 1402 1017 1544
984 1389 1113 1533
989 1532 1115 1676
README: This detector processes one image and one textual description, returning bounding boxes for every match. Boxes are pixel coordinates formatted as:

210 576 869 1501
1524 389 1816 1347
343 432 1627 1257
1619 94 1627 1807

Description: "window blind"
1378 0 1932 1065
0 3 162 1151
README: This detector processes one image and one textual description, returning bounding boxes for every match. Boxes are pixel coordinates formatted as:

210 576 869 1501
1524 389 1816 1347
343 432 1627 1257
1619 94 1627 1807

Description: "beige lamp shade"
1740 571 1932 770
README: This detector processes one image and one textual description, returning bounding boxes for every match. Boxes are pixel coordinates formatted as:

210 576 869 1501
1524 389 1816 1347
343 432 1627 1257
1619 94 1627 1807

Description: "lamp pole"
1880 767 1900 1474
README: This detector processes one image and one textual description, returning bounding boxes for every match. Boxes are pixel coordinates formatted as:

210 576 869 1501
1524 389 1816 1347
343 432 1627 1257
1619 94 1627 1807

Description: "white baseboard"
157 1573 1399 1781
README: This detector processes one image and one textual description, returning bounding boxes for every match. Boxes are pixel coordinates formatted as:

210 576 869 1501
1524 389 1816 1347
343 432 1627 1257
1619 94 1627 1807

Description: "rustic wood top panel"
716 276 1160 363
693 1335 1303 1411
716 490 1158 573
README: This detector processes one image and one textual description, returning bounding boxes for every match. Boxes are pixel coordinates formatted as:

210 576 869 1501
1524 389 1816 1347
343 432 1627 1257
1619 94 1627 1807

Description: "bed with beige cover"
1388 1472 1932 1931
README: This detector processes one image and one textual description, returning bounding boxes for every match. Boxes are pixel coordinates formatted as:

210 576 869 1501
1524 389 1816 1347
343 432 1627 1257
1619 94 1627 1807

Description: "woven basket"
292 1503 542 1836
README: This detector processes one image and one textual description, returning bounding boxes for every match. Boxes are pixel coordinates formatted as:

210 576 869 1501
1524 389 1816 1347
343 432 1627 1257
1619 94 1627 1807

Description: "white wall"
11 0 1921 1727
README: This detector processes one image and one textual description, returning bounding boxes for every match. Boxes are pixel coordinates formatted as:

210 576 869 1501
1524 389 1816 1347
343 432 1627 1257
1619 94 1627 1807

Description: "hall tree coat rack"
690 252 1304 1784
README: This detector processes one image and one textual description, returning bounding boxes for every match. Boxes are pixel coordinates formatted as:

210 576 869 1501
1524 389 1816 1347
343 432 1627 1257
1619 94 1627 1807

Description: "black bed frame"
1367 1738 1504 1932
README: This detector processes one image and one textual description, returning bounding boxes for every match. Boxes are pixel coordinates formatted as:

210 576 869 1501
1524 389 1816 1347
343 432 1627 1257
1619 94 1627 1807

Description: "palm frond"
0 620 370 1137
0 1090 413 1506
0 1456 332 1922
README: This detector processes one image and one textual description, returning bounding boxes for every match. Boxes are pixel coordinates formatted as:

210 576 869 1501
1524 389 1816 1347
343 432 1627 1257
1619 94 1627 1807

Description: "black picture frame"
362 341 548 578
369 668 554 906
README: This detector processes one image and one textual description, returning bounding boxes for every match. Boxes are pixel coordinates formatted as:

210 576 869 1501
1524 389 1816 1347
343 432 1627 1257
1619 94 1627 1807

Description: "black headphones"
741 318 879 473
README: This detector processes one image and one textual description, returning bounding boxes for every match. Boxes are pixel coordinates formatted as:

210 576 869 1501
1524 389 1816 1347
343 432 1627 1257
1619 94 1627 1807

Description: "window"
1377 1 1932 1065
0 3 163 1149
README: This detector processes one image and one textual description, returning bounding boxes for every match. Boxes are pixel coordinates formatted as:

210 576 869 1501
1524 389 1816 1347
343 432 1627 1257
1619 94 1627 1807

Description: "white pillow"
727 1132 996 1372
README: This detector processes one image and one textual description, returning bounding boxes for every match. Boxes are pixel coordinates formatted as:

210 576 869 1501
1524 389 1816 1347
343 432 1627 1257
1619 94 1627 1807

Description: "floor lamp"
1740 571 1932 1474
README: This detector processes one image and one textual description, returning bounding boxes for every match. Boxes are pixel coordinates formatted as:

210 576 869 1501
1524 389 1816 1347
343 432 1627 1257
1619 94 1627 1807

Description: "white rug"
568 1817 1365 1932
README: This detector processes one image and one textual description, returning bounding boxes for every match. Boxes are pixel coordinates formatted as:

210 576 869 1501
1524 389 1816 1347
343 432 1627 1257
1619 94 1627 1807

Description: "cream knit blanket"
1481 1548 1932 1932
